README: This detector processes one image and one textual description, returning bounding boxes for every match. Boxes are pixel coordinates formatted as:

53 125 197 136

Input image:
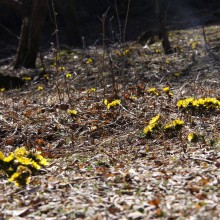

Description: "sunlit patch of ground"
0 24 220 219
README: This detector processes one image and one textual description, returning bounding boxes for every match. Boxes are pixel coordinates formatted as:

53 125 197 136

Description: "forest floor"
0 24 220 219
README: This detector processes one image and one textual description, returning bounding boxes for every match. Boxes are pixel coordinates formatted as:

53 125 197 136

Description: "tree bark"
155 0 173 54
14 0 48 68
56 0 81 46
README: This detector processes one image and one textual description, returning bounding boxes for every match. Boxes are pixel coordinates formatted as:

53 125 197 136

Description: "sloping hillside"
0 24 220 219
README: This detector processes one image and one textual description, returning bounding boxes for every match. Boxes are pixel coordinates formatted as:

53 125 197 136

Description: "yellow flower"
188 132 198 142
36 154 49 166
104 99 108 106
177 97 194 108
117 50 130 56
155 49 161 53
16 156 41 170
8 172 20 185
37 86 43 91
43 74 49 80
163 87 173 97
147 87 159 96
58 66 65 71
130 96 137 101
15 147 28 157
165 59 170 64
164 119 184 130
193 98 205 107
143 115 160 135
143 123 157 135
143 125 153 135
168 92 173 97
1 147 50 186
86 58 93 64
191 41 199 49
178 97 220 111
86 88 96 94
31 161 41 170
16 156 32 165
163 87 170 93
67 109 77 115
3 153 14 163
65 73 72 78
8 165 32 186
0 87 5 92
0 151 5 160
106 100 121 109
149 114 160 125
120 49 130 56
193 97 220 109
174 72 181 77
124 49 130 55
22 77 32 81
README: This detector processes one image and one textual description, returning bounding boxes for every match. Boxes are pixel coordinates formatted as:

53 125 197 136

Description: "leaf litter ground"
0 25 220 219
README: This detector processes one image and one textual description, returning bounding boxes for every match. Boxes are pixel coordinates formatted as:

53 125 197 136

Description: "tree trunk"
155 0 173 54
14 0 48 68
55 0 81 46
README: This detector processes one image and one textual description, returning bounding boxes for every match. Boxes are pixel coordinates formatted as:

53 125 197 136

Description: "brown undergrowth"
0 25 220 219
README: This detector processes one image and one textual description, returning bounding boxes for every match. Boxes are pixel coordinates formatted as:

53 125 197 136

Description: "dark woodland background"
0 0 220 59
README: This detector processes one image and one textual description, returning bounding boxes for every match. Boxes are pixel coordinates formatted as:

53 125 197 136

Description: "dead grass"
0 25 220 219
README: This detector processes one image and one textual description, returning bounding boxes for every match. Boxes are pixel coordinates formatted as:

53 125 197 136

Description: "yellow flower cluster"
115 49 130 57
143 116 184 137
177 97 220 111
0 147 49 187
8 166 32 187
130 96 137 101
190 41 199 49
43 74 49 80
177 97 194 108
147 87 174 97
22 76 32 81
67 109 78 115
147 88 159 96
86 88 97 94
65 73 72 78
0 87 5 92
165 59 170 64
143 114 161 136
164 119 184 131
188 132 199 143
174 72 181 77
37 86 43 91
86 58 93 64
58 66 65 71
104 99 121 109
163 87 173 97
193 97 220 109
118 49 130 56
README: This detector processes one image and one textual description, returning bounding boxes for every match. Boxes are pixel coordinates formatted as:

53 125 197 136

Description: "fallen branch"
190 156 213 164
